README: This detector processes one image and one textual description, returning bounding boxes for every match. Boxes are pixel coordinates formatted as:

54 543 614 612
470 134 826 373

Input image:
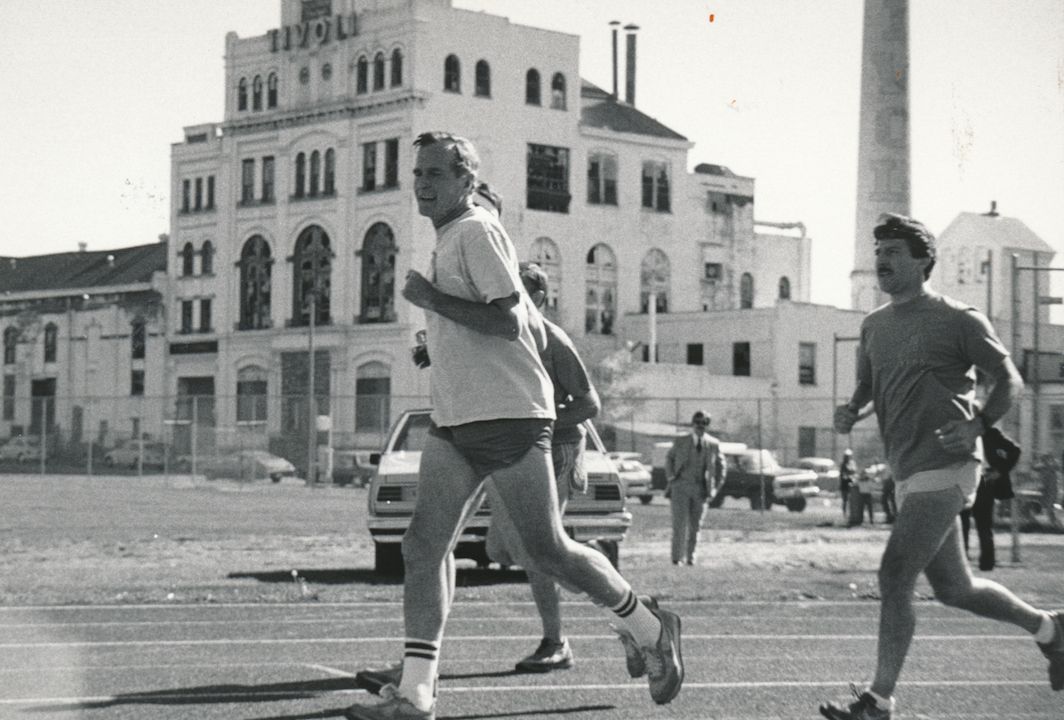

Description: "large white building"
164 0 811 464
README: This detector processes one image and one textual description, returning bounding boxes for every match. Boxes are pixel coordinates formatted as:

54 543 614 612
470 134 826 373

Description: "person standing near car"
822 213 1063 720
839 449 857 518
665 410 723 565
345 132 683 720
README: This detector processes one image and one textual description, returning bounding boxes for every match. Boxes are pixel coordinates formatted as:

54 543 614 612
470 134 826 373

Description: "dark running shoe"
642 604 684 705
354 662 402 696
610 595 659 678
1038 611 1064 691
820 685 891 720
514 637 574 673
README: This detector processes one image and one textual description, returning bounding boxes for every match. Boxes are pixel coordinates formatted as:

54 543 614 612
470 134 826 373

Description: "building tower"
851 0 911 311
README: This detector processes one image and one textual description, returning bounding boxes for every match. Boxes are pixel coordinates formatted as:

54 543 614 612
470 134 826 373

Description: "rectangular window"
131 323 145 360
241 159 255 204
130 370 145 397
262 156 275 202
706 191 732 215
704 263 722 281
384 138 399 188
2 375 14 421
180 300 194 334
798 426 817 458
526 143 571 213
732 341 751 377
181 179 191 212
199 299 212 333
362 143 377 191
799 342 817 385
686 343 704 366
206 175 215 209
236 380 268 423
356 376 390 431
587 153 618 205
642 161 670 211
194 177 203 210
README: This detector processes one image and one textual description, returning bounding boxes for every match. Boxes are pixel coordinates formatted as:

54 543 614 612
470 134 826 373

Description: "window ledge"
358 184 401 196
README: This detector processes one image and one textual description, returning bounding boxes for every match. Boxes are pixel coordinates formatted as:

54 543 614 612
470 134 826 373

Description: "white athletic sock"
1034 613 1057 644
866 688 895 711
397 639 438 711
610 590 661 647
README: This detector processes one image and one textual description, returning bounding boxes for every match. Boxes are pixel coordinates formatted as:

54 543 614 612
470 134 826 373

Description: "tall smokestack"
610 21 621 98
624 23 639 105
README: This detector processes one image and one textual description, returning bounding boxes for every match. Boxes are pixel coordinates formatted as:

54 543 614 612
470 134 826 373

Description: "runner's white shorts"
896 460 980 512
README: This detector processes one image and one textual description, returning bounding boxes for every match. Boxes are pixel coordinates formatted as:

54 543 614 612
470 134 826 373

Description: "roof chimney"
78 242 87 252
984 200 999 217
624 24 639 105
609 21 621 99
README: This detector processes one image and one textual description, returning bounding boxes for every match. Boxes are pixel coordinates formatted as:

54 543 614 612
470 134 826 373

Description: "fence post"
757 397 765 512
39 399 47 476
191 395 199 478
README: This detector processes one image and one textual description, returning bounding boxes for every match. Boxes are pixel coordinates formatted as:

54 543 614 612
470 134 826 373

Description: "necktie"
696 440 702 453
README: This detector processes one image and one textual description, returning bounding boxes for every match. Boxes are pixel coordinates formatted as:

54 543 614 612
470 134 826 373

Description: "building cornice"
219 91 429 136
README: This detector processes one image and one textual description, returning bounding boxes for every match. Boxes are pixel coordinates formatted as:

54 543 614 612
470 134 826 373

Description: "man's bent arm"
980 357 1024 426
556 386 600 429
426 289 522 340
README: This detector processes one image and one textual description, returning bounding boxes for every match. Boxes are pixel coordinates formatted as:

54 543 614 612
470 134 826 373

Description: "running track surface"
1 600 1061 719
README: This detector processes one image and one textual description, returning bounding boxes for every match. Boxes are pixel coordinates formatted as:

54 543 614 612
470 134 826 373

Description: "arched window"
200 240 214 275
550 72 567 109
323 148 336 195
237 77 248 111
585 244 617 335
444 54 461 92
640 249 670 314
356 56 368 94
475 60 491 97
3 327 18 365
236 365 268 423
130 318 145 359
267 72 278 108
525 68 541 105
356 361 391 431
359 223 398 323
291 225 332 326
181 242 195 277
43 323 58 363
252 75 263 111
740 272 754 309
529 237 561 320
778 276 791 300
239 236 272 330
294 152 306 198
309 150 321 196
390 48 403 87
373 52 385 90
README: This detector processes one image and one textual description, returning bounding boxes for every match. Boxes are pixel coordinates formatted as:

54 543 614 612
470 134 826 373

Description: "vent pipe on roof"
624 24 639 105
984 200 999 217
609 21 621 99
78 242 87 252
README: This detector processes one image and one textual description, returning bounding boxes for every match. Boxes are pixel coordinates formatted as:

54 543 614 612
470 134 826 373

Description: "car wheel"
271 473 282 483
639 494 654 505
375 543 404 576
786 496 807 512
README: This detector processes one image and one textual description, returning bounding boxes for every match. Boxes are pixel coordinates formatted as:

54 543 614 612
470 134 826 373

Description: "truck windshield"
741 449 780 473
392 413 432 452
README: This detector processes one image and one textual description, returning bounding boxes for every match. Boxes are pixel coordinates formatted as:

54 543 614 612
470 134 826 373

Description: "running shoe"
819 684 891 720
1038 610 1064 691
345 683 434 720
514 637 574 673
354 661 402 696
642 604 684 704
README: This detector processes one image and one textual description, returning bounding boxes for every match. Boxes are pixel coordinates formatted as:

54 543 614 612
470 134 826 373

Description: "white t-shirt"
426 206 555 427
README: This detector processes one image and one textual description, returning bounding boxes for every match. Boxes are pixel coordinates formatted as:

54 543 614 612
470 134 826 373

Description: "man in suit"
665 410 724 565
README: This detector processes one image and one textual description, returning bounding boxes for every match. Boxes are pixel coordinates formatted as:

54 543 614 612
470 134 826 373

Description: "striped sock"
397 639 438 711
610 590 661 647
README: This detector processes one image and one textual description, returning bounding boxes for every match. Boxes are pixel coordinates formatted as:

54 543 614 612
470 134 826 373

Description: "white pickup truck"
366 409 632 575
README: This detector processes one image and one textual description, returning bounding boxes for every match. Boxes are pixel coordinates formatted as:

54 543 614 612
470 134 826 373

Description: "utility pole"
306 288 316 484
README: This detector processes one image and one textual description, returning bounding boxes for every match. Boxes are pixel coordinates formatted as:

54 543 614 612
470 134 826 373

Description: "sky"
1 0 1061 313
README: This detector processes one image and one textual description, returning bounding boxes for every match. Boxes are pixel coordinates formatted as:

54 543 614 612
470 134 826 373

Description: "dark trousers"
960 479 996 570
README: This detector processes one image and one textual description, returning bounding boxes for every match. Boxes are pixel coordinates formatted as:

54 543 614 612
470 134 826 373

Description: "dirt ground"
2 473 1062 607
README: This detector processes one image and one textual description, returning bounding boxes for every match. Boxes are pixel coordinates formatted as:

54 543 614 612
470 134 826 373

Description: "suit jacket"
666 433 724 497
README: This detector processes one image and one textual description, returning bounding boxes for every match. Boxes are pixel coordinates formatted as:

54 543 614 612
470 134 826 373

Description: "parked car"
709 447 820 512
0 436 42 463
104 440 166 469
332 449 376 487
796 456 840 492
607 451 654 504
176 450 297 482
367 409 631 575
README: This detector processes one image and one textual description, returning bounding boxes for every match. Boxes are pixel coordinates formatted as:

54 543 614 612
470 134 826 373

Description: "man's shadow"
227 566 531 586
